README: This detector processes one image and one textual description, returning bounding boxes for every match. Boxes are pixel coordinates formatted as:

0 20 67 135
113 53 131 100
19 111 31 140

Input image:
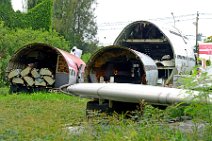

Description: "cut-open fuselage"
86 46 158 85
85 21 196 86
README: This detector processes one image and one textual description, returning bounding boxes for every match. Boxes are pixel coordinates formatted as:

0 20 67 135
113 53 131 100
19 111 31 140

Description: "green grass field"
0 89 88 140
0 87 211 141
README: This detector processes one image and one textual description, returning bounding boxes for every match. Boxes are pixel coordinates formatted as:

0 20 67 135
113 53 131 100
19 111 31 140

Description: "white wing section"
67 83 211 105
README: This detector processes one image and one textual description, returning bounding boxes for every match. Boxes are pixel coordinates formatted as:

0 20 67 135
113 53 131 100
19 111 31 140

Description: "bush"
81 53 92 63
1 0 53 31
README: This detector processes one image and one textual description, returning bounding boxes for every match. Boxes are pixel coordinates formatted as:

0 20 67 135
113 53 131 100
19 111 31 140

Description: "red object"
199 43 212 55
57 48 85 72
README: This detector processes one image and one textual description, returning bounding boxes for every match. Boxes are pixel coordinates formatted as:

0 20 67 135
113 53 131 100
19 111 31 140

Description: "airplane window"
177 55 183 59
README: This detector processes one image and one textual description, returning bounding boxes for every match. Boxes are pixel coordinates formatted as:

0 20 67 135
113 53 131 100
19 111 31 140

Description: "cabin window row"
176 55 195 62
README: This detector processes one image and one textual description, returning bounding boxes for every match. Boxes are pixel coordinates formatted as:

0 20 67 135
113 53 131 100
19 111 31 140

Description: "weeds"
168 70 212 141
0 69 212 141
0 91 87 140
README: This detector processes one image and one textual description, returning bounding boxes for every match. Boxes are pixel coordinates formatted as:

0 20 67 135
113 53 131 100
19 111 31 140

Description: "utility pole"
171 12 176 27
195 11 199 58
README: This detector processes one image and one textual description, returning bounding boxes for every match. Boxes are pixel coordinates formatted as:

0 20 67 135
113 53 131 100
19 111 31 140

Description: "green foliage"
26 0 53 30
81 53 91 63
53 0 98 51
53 0 76 38
1 0 98 52
204 36 212 42
0 0 53 30
28 0 44 9
69 105 195 141
166 69 212 140
206 59 211 66
81 44 100 62
72 0 97 41
0 92 87 140
1 0 98 53
0 1 14 26
0 87 211 140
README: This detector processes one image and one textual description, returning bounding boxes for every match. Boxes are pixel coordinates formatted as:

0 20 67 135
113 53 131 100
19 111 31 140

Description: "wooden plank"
43 76 55 85
40 68 52 76
34 78 46 87
23 76 34 86
21 66 32 77
8 69 22 79
12 77 24 85
31 68 40 78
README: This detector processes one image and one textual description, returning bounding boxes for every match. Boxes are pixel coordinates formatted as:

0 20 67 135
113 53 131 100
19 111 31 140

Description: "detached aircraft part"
67 20 198 111
86 46 158 85
6 43 85 93
67 83 212 106
113 20 196 86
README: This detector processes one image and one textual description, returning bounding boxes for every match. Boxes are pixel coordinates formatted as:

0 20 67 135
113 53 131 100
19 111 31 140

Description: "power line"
200 13 212 15
97 12 212 33
98 14 197 28
98 27 124 31
98 13 212 28
199 17 212 20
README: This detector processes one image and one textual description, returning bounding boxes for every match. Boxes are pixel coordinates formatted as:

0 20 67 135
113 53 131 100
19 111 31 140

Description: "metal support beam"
195 11 199 58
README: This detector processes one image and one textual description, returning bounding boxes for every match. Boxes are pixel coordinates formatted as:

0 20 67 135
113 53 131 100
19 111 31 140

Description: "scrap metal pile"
8 66 55 88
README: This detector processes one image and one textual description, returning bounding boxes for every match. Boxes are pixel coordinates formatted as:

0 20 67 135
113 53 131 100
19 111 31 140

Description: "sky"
12 0 27 13
11 0 212 46
95 0 212 45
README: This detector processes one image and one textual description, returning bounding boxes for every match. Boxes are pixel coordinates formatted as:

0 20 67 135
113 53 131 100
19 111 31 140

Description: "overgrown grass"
0 89 88 140
0 86 211 141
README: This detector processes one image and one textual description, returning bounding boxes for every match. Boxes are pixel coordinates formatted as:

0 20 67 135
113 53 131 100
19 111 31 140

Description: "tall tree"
53 0 97 51
72 0 97 49
53 0 76 42
27 0 98 51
